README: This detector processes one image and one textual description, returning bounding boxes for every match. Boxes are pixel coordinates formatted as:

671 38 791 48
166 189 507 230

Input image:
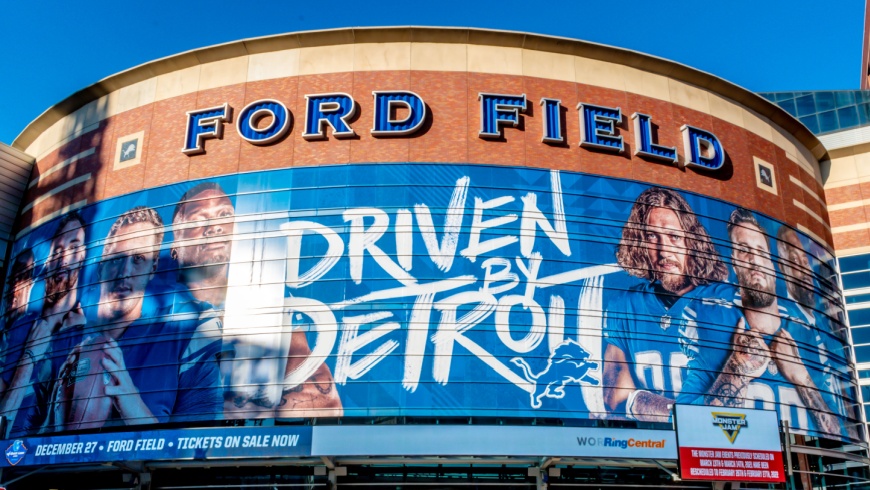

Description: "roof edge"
11 26 827 162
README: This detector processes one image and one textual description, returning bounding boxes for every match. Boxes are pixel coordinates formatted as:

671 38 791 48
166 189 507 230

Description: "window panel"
842 271 870 290
849 308 870 327
840 254 870 274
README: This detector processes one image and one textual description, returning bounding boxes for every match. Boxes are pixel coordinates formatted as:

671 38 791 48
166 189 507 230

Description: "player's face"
4 259 34 317
173 190 234 270
731 223 776 307
99 222 158 323
644 207 690 294
780 231 814 306
44 221 86 307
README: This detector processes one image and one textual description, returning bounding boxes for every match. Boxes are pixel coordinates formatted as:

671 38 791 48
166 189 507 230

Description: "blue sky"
0 0 864 146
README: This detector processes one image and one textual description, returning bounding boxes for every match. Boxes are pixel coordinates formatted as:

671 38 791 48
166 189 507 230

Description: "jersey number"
634 351 688 394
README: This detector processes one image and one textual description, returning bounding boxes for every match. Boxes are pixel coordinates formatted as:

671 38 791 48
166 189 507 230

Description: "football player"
3 211 87 432
679 209 840 437
47 206 221 431
0 251 37 394
171 183 342 419
603 187 737 422
777 224 856 437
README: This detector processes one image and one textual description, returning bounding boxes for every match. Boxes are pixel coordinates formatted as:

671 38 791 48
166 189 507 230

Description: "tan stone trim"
29 147 96 189
826 175 870 189
829 199 870 212
789 174 826 209
15 199 87 240
12 27 823 167
833 222 870 234
797 223 831 251
836 245 870 258
21 173 91 214
793 200 831 231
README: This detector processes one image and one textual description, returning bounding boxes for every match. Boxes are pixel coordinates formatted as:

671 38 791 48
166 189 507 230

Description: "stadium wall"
0 27 862 486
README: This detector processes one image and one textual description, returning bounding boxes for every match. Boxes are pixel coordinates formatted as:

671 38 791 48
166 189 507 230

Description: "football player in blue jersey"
3 211 88 434
603 187 732 422
171 183 235 309
681 209 840 437
0 250 36 394
0 250 39 430
776 224 857 438
777 226 849 350
171 183 341 419
776 226 815 317
45 206 222 431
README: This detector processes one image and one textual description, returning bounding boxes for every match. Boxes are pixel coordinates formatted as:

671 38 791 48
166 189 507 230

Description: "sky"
0 0 864 146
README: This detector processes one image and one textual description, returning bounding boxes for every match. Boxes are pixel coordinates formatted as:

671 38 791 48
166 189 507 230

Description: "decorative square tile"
754 156 777 195
114 130 145 170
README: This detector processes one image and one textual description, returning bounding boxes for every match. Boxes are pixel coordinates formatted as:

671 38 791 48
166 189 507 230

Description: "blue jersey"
164 287 226 383
108 313 222 425
0 310 39 389
678 293 843 439
782 300 858 438
16 317 85 435
605 281 741 401
17 306 221 435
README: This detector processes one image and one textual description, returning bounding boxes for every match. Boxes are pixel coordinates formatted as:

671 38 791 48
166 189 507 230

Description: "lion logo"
511 340 600 409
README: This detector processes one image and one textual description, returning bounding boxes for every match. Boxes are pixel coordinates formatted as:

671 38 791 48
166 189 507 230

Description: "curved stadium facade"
0 27 865 489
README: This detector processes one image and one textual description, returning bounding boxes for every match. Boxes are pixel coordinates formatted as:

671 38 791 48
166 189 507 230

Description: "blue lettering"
540 98 563 143
578 103 623 152
478 93 527 139
631 113 677 163
182 103 231 155
372 91 427 136
236 99 291 145
303 93 357 140
681 125 725 171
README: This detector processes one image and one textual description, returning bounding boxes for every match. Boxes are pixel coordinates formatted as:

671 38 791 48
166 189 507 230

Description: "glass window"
778 99 798 117
818 110 839 133
842 271 870 290
838 106 859 129
847 292 870 305
859 370 870 379
855 344 870 360
840 254 870 273
796 94 817 116
861 385 870 402
815 92 836 112
849 308 870 327
799 114 820 134
859 103 870 125
836 91 856 108
852 327 870 344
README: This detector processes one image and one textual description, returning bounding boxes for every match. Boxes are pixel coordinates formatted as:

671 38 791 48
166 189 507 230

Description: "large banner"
0 424 676 467
0 163 860 443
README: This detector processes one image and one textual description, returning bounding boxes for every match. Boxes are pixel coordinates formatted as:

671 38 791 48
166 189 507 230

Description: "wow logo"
711 412 748 444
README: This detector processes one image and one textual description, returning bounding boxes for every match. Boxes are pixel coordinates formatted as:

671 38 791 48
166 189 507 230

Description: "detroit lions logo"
121 141 137 160
511 340 600 409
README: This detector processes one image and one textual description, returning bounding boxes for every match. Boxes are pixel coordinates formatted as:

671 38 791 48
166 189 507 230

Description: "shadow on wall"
15 98 111 240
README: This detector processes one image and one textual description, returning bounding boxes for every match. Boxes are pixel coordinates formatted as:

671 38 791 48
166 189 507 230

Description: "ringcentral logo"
576 436 666 449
